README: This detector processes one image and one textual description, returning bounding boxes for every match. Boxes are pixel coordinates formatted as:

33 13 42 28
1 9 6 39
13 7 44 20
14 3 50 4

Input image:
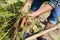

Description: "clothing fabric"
30 0 46 11
47 6 60 24
30 0 60 24
49 0 60 8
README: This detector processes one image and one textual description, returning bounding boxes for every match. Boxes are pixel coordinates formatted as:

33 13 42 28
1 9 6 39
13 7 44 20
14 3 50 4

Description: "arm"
27 4 53 19
35 4 53 15
27 0 58 19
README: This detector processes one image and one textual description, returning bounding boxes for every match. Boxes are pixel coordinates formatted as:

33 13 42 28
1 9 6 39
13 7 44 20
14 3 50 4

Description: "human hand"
21 5 29 12
21 2 30 12
27 12 39 19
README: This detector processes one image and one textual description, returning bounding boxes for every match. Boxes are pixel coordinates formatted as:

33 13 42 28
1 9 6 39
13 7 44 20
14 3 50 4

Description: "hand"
21 5 28 12
27 0 32 1
21 2 29 12
27 12 39 19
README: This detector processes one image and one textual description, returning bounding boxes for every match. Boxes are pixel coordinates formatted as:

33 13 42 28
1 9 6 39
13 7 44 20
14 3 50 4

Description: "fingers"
27 13 36 19
27 14 33 17
21 2 30 12
21 6 28 12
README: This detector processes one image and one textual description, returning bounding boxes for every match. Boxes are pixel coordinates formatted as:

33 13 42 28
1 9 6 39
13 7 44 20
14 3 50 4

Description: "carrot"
20 17 27 28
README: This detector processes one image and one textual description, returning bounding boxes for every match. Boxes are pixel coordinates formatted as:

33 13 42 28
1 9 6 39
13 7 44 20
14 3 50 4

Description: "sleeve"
48 0 58 8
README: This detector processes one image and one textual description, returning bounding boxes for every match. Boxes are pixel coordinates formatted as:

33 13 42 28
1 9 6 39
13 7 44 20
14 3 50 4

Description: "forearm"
21 0 33 12
35 4 53 15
